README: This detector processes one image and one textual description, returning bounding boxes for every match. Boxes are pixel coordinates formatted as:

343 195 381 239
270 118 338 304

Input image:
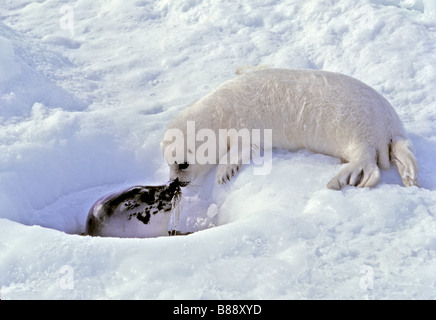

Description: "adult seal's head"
85 179 182 238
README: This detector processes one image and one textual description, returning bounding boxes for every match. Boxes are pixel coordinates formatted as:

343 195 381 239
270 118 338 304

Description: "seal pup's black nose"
170 177 190 187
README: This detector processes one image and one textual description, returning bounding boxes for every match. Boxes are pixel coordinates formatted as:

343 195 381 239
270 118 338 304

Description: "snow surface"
1 0 436 299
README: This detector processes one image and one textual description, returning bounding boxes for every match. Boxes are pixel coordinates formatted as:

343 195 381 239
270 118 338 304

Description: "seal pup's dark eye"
178 162 189 170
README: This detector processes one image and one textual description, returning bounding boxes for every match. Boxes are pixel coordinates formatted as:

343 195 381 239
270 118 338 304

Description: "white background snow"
1 0 436 299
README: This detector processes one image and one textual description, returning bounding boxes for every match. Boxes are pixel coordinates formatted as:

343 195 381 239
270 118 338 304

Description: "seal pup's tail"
390 136 419 187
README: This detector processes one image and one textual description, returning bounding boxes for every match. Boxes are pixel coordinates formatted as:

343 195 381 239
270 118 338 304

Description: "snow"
1 0 436 299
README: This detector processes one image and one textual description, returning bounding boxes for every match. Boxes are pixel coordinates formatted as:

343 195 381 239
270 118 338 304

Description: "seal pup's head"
161 139 216 187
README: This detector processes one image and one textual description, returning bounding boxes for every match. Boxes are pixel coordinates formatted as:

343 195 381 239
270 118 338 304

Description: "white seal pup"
161 69 419 190
85 179 182 238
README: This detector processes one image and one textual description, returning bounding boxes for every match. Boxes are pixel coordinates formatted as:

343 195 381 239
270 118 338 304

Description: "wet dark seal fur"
85 179 182 238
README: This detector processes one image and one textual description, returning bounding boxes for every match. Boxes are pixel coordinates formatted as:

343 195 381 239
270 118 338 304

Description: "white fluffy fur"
161 69 419 189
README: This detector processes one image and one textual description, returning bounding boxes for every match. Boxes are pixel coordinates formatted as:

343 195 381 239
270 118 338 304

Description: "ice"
1 0 436 299
0 36 21 84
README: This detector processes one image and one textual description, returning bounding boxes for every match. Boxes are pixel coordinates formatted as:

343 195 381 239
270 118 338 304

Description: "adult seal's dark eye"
178 162 189 170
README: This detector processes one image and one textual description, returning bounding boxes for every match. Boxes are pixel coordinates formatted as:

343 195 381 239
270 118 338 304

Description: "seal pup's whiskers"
185 182 201 193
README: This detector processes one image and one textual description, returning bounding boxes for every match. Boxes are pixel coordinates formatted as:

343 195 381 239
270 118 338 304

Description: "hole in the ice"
29 181 218 238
